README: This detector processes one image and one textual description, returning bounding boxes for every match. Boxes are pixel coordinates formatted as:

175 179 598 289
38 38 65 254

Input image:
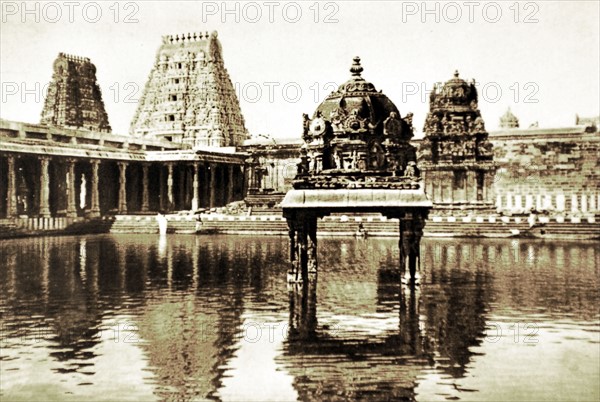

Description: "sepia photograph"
0 1 599 401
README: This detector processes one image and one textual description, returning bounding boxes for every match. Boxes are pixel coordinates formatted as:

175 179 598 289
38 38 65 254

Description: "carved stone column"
227 165 235 204
7 155 17 217
178 165 186 210
286 211 318 283
167 163 174 211
467 170 477 203
399 212 425 282
141 164 150 212
89 160 101 217
209 163 216 208
159 166 166 212
66 158 77 218
39 157 51 217
192 163 200 211
118 162 128 214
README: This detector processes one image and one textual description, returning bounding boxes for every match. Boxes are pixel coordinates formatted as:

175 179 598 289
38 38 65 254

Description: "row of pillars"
496 192 600 213
1 155 100 218
423 170 492 205
0 153 243 218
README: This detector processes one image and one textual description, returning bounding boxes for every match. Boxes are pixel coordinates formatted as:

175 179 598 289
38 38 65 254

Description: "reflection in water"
0 235 598 401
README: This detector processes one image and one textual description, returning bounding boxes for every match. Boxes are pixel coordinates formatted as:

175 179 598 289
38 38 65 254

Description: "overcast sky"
1 1 598 139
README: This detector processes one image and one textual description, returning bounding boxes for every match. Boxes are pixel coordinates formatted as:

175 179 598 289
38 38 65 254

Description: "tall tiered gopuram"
130 31 248 148
40 53 111 132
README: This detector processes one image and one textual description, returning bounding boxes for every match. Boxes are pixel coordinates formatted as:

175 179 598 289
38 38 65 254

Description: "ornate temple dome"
312 57 406 138
297 57 418 186
430 70 478 113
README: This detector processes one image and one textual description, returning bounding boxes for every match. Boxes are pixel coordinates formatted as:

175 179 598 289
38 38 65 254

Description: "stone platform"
2 213 598 239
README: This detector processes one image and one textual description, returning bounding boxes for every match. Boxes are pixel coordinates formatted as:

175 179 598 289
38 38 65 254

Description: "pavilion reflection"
279 240 495 400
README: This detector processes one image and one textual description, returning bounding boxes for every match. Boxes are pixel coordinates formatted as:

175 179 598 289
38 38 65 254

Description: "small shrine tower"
418 71 496 215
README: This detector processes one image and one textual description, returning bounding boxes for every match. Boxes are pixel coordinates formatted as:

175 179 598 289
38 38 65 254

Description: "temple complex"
0 33 598 239
40 53 111 132
417 71 496 216
0 41 247 230
130 31 248 148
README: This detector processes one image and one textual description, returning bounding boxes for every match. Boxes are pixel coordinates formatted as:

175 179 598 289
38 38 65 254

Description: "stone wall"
489 127 599 214
243 125 600 216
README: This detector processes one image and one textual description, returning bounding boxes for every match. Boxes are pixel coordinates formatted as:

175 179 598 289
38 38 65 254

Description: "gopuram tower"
40 53 111 132
418 71 496 215
130 31 248 148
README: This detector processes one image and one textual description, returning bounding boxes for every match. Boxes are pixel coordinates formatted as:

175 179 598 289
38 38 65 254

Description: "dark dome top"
430 70 478 112
313 57 401 135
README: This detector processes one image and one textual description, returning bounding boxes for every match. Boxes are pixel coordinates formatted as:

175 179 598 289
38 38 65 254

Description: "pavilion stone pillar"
192 163 200 211
167 163 174 211
286 211 318 283
399 212 426 282
7 155 17 217
141 164 150 212
118 162 128 214
66 158 77 218
209 163 216 208
89 160 101 217
227 165 235 204
39 156 51 218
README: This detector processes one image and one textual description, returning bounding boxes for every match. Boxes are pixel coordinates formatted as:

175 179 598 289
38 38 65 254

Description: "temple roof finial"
454 70 460 78
350 56 363 77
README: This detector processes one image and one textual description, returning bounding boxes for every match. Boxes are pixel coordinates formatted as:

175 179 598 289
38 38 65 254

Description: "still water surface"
0 234 598 401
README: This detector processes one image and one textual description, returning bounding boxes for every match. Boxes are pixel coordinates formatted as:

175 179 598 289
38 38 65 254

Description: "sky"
1 1 599 139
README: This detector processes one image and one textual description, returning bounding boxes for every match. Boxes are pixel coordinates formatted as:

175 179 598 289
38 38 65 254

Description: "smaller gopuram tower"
40 53 111 132
418 71 496 215
130 31 248 148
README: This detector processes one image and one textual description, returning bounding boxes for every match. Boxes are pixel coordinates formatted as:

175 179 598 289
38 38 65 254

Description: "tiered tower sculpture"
40 53 111 132
130 31 248 148
418 71 496 215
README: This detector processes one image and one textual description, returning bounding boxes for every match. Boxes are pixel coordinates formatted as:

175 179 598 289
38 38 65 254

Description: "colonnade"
0 153 244 219
495 192 600 214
